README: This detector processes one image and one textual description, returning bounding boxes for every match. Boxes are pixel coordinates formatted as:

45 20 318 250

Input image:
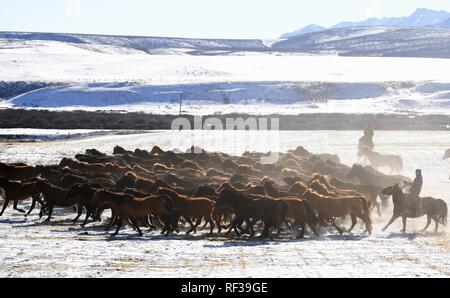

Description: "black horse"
381 184 447 233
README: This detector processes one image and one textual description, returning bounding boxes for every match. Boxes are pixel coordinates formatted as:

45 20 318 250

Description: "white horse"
358 147 403 174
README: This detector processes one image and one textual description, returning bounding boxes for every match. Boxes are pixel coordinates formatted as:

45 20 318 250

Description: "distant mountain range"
3 8 450 60
282 8 450 38
3 26 450 59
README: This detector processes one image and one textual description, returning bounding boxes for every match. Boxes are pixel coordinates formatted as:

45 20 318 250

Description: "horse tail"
303 200 319 236
438 200 448 225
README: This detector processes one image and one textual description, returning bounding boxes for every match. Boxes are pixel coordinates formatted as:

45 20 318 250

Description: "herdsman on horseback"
358 124 375 151
403 169 423 216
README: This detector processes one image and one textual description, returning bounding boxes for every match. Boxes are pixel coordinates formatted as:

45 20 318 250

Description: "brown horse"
310 175 373 211
0 162 37 181
301 189 372 235
66 183 104 226
155 187 217 235
58 158 107 174
347 164 409 187
329 177 383 217
263 181 290 198
91 190 176 236
381 184 448 233
246 194 318 239
288 181 309 196
34 179 82 222
216 187 288 238
0 177 42 216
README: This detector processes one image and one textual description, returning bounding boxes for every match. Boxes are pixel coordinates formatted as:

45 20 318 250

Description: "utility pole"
179 93 183 116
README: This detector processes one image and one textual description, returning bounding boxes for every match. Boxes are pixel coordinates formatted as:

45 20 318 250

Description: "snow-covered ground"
2 39 450 115
0 130 449 277
0 129 119 142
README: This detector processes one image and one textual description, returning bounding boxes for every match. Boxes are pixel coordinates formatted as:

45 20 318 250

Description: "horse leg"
45 205 54 222
421 215 432 232
330 219 344 235
234 218 245 237
73 203 83 222
185 218 197 235
259 222 273 239
192 217 202 234
215 214 222 234
360 214 373 235
375 201 382 218
382 214 399 232
39 203 46 219
107 209 118 231
112 217 124 236
297 222 306 239
26 196 38 217
401 216 407 233
241 218 257 237
225 218 237 236
432 215 440 233
200 220 209 231
0 199 10 216
130 218 143 237
347 214 357 233
81 207 92 227
315 217 326 236
207 216 215 235
13 200 26 213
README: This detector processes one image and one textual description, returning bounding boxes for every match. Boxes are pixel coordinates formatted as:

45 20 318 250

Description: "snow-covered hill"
2 32 450 115
272 26 450 58
0 31 267 54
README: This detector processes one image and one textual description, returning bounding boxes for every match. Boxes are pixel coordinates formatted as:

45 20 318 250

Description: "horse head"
382 184 404 198
381 185 395 196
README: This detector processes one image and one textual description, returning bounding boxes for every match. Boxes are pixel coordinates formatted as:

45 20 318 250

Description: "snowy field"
2 39 450 114
0 129 449 277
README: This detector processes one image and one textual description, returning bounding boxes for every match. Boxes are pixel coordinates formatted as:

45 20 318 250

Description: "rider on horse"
403 169 423 216
358 125 375 158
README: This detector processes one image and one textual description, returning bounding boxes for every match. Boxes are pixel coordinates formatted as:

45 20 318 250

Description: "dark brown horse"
0 177 42 216
34 179 81 222
0 162 37 181
381 185 448 233
66 183 104 226
155 187 217 235
301 189 372 235
216 187 288 238
329 177 383 217
91 190 176 236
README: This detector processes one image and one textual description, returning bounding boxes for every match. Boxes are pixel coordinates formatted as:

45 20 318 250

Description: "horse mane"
180 160 202 171
304 188 332 200
309 179 334 196
156 187 186 200
154 163 172 171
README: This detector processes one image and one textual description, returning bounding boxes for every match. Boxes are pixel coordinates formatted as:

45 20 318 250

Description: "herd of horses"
0 145 447 239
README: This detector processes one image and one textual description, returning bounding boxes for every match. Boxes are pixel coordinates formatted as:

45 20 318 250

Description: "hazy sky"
2 0 450 39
